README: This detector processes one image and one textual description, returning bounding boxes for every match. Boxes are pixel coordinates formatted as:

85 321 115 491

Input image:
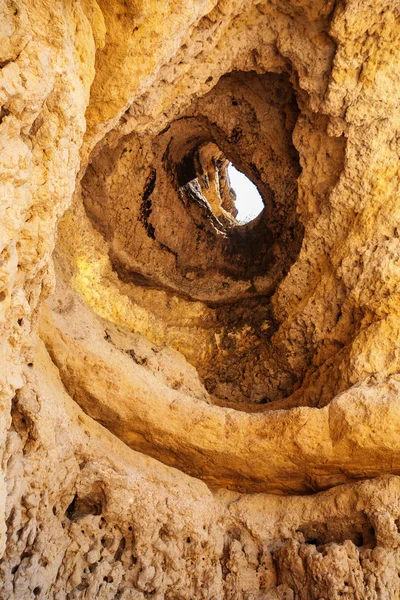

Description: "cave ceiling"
1 0 400 597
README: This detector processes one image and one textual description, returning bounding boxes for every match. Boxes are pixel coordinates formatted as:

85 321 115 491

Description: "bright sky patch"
228 164 264 224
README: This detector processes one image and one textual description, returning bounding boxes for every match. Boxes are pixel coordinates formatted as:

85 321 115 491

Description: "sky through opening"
227 164 264 224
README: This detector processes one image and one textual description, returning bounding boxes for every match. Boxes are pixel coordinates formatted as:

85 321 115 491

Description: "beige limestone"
1 0 400 597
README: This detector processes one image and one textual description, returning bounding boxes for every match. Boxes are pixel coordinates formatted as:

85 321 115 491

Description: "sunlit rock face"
1 0 400 598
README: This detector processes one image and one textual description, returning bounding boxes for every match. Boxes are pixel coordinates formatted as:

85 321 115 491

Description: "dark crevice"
65 487 105 521
0 107 10 124
138 168 157 239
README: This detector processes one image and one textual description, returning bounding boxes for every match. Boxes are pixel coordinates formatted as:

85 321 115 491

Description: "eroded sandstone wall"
1 0 400 598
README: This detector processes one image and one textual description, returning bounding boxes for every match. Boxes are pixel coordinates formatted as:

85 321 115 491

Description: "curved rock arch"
1 0 400 597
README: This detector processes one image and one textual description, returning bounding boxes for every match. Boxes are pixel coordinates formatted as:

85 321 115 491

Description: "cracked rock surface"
1 0 400 598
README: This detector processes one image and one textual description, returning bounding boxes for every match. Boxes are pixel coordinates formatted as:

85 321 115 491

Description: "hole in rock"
114 537 126 561
298 517 377 549
227 163 264 224
77 70 312 407
176 141 242 228
176 141 264 227
65 486 105 521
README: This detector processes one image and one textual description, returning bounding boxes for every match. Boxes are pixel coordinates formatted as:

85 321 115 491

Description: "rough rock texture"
1 0 400 598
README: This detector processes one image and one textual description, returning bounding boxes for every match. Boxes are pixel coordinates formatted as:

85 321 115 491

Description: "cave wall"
1 0 400 598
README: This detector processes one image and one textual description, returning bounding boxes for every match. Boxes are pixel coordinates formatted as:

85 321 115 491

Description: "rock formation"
1 0 400 597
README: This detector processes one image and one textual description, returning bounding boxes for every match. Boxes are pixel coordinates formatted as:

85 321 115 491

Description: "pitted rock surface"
1 0 400 598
